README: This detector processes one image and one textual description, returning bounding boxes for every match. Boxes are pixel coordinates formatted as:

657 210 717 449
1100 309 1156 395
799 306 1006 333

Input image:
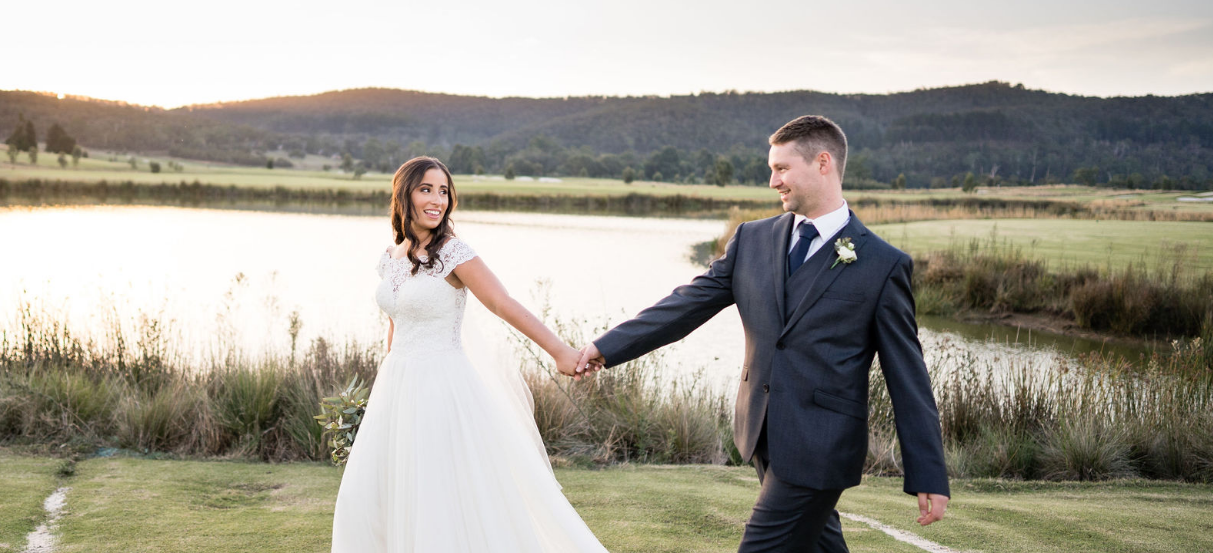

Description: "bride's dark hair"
390 156 458 275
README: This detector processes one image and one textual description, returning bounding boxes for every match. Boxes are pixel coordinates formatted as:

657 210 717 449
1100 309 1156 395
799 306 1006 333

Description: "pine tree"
45 123 76 154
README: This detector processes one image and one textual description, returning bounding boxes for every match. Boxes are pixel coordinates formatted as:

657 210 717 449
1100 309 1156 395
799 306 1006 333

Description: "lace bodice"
374 238 477 355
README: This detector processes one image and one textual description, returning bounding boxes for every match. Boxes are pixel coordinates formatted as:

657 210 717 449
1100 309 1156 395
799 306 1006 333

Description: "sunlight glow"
1 0 1211 106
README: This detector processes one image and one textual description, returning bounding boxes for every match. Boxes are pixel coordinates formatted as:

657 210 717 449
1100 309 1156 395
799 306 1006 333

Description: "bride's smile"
409 168 450 235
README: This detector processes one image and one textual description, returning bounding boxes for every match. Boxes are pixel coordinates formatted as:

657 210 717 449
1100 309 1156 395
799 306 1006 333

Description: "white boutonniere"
831 237 857 269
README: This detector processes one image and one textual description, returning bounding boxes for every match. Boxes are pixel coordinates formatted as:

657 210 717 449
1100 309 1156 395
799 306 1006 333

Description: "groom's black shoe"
741 428 850 553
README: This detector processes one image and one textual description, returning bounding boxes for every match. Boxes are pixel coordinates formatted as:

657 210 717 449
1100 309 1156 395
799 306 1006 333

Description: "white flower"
831 237 857 269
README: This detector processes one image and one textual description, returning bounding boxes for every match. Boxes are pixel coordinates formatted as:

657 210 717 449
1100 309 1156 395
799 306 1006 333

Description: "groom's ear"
817 151 832 174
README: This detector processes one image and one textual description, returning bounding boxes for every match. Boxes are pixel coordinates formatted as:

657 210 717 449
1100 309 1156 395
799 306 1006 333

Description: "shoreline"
948 310 1163 355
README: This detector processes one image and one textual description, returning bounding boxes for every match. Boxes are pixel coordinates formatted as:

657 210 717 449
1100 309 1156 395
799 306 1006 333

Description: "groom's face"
768 142 827 216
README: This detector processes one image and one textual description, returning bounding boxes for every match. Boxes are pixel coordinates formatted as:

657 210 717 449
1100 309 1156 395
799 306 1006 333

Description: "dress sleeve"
439 238 477 278
376 248 390 278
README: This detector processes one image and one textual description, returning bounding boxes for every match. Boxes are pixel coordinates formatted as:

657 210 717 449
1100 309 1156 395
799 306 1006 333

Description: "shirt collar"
793 200 850 241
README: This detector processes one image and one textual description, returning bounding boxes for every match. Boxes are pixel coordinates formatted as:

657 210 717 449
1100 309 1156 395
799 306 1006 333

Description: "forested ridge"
3 82 1211 188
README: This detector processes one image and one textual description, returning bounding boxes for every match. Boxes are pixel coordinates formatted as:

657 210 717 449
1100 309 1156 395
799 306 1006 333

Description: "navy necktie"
787 221 819 277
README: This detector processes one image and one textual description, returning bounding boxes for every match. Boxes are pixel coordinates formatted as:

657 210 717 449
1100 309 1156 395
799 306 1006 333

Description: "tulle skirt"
330 347 608 552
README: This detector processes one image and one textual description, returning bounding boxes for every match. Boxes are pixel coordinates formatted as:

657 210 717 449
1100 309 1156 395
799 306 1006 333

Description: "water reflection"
1 205 1135 393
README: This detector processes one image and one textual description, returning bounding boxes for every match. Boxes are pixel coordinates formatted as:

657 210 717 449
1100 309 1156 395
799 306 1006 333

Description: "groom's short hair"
769 115 848 181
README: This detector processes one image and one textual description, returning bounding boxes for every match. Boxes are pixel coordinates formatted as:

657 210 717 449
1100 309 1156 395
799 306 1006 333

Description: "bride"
330 157 608 552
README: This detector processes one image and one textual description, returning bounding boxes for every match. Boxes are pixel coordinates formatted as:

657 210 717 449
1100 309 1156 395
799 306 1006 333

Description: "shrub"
1039 417 1135 481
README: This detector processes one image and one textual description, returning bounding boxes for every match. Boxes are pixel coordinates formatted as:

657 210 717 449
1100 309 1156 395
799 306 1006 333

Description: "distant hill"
3 83 1211 188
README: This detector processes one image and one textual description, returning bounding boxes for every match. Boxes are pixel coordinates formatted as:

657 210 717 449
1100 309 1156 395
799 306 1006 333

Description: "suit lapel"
779 212 871 339
770 212 795 322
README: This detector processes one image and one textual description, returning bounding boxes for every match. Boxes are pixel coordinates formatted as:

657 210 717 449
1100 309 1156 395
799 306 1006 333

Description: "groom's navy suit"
594 211 949 552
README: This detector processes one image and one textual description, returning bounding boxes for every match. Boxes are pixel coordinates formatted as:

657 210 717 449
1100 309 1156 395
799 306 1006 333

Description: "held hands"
552 344 605 379
553 345 584 378
916 493 948 526
570 343 605 381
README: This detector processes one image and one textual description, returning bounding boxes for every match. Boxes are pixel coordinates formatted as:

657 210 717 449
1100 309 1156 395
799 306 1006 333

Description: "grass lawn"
0 454 64 552
839 478 1213 553
1 449 1209 552
870 218 1213 274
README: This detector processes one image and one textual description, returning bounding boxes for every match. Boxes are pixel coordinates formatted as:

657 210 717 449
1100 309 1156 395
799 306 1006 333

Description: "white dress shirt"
788 200 850 263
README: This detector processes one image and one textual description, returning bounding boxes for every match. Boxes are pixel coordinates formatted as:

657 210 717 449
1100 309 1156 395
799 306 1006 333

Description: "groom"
574 115 949 552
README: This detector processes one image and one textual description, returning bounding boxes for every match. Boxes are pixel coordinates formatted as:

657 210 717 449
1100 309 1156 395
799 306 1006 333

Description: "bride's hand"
553 345 582 378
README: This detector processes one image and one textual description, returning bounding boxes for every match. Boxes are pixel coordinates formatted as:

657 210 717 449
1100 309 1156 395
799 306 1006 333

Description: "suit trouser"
738 426 850 553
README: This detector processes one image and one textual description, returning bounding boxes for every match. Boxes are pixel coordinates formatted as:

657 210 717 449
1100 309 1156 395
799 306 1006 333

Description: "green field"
3 450 1211 553
870 218 1213 273
8 149 1213 210
1 150 779 200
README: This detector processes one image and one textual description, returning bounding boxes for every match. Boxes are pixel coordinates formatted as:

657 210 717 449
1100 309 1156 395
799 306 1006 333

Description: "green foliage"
116 382 206 453
1039 417 1135 481
914 240 1213 339
504 163 515 180
2 84 1213 188
149 161 161 174
447 143 486 175
893 173 906 190
2 296 1211 482
71 145 82 167
962 172 978 193
713 157 733 187
622 166 634 184
314 376 368 466
644 147 680 180
211 366 283 456
57 153 68 168
44 122 76 154
515 314 729 465
1073 166 1099 186
5 114 37 154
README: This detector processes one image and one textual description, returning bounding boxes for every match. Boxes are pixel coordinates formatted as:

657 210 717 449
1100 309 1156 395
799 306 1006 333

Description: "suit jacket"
594 211 949 496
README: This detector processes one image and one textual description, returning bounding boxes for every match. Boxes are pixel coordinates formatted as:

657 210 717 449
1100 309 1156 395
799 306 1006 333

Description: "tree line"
2 83 1211 189
4 113 87 167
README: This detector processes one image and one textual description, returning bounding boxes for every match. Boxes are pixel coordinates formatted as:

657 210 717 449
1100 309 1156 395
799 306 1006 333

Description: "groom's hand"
916 493 948 526
575 344 606 381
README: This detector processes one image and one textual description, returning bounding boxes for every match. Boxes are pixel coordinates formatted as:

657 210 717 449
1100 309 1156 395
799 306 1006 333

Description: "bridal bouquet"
315 376 369 466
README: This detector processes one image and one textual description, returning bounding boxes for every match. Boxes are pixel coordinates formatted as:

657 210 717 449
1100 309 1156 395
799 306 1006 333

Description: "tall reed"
914 238 1213 340
3 302 1210 481
0 304 380 461
511 312 731 465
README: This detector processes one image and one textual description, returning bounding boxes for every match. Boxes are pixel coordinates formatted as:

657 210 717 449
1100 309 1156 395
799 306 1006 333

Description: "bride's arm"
387 319 394 352
451 257 581 375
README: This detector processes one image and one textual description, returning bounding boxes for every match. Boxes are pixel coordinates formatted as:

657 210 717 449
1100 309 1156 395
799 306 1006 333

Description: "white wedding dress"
331 237 609 552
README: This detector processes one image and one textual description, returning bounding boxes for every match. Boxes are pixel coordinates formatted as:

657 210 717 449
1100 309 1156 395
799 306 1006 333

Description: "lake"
0 205 1142 392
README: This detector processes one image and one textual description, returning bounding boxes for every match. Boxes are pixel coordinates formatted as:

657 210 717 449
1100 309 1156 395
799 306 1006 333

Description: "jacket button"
776 341 786 350
763 384 770 393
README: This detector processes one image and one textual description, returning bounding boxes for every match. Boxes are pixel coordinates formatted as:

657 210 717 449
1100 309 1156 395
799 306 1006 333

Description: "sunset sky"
4 0 1211 108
